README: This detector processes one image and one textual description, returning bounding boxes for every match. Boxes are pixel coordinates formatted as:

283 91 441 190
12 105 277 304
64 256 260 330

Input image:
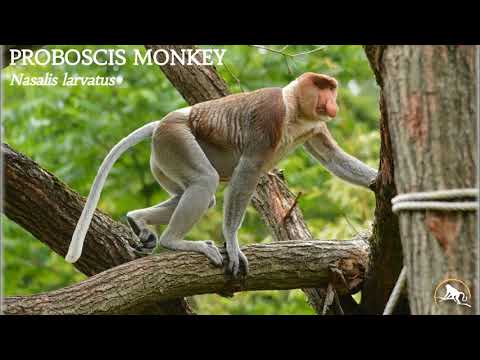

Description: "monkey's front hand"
225 242 249 277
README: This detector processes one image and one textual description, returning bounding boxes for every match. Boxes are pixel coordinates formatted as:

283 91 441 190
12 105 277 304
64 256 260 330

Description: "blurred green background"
2 45 380 314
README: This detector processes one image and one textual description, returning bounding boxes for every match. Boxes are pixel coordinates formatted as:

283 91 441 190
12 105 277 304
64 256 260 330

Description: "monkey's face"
297 73 338 122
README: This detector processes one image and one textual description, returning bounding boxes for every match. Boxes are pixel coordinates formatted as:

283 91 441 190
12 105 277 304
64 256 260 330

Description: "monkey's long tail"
65 121 160 263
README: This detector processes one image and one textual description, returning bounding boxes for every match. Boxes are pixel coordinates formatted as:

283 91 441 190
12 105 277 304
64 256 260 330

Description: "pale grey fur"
65 121 160 263
304 136 377 188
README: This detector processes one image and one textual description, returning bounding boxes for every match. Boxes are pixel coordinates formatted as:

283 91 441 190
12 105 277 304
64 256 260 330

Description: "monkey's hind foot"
201 240 224 267
160 238 224 267
126 216 158 255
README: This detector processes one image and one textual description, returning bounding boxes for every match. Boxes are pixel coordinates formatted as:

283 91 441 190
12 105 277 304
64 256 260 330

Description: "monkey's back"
188 87 286 153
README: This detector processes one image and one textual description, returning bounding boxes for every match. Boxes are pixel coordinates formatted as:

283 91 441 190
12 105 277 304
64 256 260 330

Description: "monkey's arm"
304 125 377 189
223 156 265 276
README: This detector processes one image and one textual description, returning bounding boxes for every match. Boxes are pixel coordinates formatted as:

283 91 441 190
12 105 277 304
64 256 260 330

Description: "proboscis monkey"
66 72 377 277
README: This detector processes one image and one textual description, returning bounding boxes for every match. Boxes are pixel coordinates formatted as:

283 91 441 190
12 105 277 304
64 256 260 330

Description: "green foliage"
193 290 316 315
2 45 379 314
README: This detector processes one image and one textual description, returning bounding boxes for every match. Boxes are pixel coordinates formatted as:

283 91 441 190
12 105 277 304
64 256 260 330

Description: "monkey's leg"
150 159 217 219
126 159 217 255
158 178 222 266
128 195 216 229
126 196 181 254
127 196 216 254
125 159 183 254
151 121 223 266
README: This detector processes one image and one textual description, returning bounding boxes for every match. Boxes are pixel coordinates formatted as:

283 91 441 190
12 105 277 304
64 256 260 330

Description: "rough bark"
367 45 478 314
147 45 360 314
362 46 408 314
2 143 192 314
145 45 230 104
4 239 370 315
251 171 362 313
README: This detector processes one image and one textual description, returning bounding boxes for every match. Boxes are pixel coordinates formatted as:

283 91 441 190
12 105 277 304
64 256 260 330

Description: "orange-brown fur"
296 73 338 119
188 87 286 153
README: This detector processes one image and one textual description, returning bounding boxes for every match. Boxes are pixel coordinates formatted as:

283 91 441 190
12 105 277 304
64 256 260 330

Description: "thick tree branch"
147 45 361 314
2 143 192 314
4 239 370 315
251 171 363 313
145 45 230 104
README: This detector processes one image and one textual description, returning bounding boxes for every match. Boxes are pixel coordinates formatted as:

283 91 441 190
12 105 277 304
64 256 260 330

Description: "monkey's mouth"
316 106 333 119
316 106 335 122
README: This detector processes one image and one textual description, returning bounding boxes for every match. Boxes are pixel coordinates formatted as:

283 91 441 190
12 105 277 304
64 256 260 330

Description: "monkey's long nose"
326 100 337 118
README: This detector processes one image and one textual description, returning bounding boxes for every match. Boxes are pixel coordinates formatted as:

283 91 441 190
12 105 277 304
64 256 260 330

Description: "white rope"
385 188 477 314
392 188 478 213
383 266 407 315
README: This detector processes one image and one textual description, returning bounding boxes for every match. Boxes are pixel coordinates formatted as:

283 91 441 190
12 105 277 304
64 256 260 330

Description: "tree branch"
3 239 370 315
145 45 230 104
250 45 326 76
250 45 326 58
2 143 193 314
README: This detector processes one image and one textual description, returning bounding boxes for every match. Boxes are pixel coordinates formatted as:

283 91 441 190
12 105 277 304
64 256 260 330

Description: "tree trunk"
3 239 370 315
366 45 478 314
362 46 408 314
